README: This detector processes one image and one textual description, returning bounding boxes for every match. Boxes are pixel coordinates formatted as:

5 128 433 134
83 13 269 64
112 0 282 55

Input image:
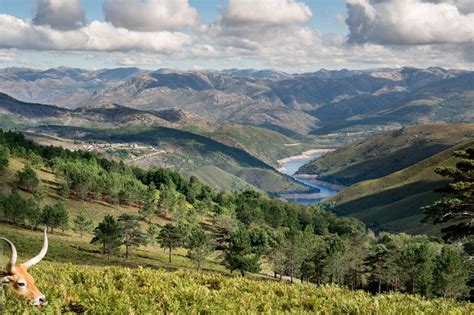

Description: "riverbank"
277 148 333 165
293 174 346 191
277 148 339 204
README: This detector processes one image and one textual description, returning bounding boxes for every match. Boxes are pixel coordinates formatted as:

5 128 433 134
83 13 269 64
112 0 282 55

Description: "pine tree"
91 215 123 257
433 246 470 299
0 145 10 171
423 149 474 241
73 211 94 238
186 225 213 271
223 226 261 276
118 214 147 258
16 164 39 192
157 223 183 263
41 202 69 234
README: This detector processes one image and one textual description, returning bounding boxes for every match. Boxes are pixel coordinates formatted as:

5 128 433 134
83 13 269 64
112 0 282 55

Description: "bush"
3 263 472 314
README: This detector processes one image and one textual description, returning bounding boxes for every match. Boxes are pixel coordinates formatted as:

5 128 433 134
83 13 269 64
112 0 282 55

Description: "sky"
0 0 473 72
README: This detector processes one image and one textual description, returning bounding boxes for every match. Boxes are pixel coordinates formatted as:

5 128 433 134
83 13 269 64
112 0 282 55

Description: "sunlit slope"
299 124 474 185
329 139 474 234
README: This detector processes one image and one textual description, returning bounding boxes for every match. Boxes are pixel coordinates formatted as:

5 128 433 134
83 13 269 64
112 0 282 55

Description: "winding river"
278 149 341 205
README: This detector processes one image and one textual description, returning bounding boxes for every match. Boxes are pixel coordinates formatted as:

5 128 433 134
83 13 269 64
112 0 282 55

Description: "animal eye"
17 282 26 288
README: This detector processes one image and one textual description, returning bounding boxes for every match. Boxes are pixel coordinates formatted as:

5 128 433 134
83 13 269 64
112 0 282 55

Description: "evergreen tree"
223 225 261 276
398 241 436 296
157 223 183 263
0 145 10 171
118 214 147 258
25 195 42 230
91 215 123 257
423 149 474 241
186 225 213 271
433 246 470 299
158 184 178 218
139 183 159 222
2 189 27 225
73 211 94 237
41 202 69 234
146 223 160 245
344 232 368 289
16 164 39 192
364 244 390 293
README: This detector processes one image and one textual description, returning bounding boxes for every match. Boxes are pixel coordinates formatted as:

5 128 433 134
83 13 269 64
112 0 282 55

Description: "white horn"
0 237 17 273
24 228 48 269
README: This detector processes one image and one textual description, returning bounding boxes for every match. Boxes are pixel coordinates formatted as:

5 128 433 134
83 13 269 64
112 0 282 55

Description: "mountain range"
1 66 472 136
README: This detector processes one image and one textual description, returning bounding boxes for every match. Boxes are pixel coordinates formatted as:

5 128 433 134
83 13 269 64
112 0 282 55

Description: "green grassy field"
2 262 472 314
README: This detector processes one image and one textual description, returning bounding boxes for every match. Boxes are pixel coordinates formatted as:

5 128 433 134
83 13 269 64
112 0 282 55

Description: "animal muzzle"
32 294 47 306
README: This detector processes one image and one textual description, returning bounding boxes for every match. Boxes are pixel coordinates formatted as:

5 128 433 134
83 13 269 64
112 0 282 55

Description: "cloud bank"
346 0 474 45
0 0 473 70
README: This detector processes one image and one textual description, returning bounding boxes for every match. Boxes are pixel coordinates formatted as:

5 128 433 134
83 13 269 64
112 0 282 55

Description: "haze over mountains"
1 66 472 136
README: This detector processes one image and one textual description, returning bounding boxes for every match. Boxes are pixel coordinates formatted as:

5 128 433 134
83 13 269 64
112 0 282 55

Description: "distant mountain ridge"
0 66 472 135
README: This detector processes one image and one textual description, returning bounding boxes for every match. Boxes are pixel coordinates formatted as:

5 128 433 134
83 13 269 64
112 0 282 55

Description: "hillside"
328 139 474 234
1 66 473 135
0 130 472 310
0 93 310 194
298 124 474 185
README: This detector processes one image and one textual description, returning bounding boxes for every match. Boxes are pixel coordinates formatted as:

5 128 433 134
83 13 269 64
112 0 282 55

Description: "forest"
0 129 472 301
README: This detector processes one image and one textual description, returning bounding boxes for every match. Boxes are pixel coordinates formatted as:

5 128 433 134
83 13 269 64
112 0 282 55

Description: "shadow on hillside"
334 179 448 217
319 143 450 186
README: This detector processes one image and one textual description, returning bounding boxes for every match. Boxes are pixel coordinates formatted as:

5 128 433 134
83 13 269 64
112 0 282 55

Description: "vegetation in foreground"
3 263 472 314
0 129 473 312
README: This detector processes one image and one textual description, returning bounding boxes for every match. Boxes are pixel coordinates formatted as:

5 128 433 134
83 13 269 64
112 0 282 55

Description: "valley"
278 149 340 204
2 0 474 311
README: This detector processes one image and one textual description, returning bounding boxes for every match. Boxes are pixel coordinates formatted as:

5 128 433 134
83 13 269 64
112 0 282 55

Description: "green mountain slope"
298 124 474 185
0 93 310 194
34 125 309 194
328 139 474 234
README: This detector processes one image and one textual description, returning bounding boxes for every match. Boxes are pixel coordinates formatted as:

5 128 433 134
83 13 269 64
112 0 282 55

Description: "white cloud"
33 0 85 30
103 0 200 31
0 14 191 53
1 0 474 71
222 0 312 26
0 49 17 62
117 54 162 66
346 0 474 45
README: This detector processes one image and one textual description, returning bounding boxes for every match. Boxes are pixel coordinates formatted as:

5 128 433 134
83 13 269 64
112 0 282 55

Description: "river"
278 149 340 205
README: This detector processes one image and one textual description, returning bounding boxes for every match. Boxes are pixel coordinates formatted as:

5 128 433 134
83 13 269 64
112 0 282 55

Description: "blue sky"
0 0 472 71
1 0 348 33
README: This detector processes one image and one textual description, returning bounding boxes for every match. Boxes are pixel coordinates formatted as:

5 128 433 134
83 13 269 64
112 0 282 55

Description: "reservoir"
278 149 340 205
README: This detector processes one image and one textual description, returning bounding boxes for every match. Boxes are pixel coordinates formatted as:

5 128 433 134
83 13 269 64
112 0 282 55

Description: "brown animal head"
1 228 48 306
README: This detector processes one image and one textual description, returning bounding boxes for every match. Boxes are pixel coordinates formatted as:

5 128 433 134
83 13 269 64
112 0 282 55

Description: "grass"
0 224 225 273
2 263 471 314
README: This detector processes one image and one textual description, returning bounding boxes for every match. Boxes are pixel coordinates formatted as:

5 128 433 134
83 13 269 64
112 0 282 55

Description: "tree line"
0 129 472 300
